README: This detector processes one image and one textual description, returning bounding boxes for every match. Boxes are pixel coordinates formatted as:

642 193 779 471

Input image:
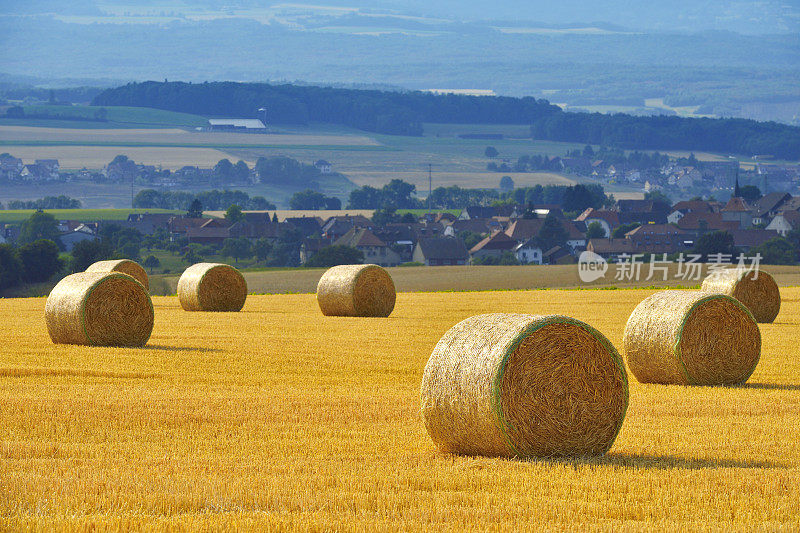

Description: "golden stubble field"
1 288 799 529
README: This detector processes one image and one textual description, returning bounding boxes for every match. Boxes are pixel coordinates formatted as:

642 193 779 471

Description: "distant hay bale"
701 268 780 323
624 291 760 386
420 313 628 458
86 259 149 291
177 263 247 312
45 272 154 347
316 264 396 317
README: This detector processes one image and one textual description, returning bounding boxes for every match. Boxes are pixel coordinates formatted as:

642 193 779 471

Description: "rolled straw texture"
316 264 396 317
420 313 628 458
86 259 149 291
624 291 760 385
45 272 154 347
177 263 247 312
701 268 780 323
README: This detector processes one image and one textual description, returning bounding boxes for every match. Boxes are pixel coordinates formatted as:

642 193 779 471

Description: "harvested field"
155 264 800 295
0 126 381 147
0 288 799 528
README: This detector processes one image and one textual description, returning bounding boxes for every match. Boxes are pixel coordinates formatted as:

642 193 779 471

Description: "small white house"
766 212 800 236
59 224 96 251
515 239 543 265
314 160 332 174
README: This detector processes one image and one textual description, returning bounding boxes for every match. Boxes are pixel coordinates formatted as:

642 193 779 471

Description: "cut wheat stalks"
177 263 247 312
420 313 628 458
701 268 780 323
624 290 760 385
86 259 149 291
316 264 396 317
45 272 154 347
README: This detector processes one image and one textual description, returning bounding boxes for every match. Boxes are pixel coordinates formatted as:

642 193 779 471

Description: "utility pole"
428 163 432 212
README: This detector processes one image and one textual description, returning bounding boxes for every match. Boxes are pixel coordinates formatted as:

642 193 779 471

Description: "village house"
514 239 543 265
750 192 793 226
721 197 752 229
412 237 469 266
314 160 332 174
666 200 719 224
765 211 800 236
320 215 373 242
59 224 97 251
730 229 780 252
616 199 669 225
469 231 517 263
458 206 497 220
334 228 401 267
575 208 619 238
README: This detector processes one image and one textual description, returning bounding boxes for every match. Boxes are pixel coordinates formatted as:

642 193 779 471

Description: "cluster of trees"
255 156 325 186
427 183 610 213
92 81 561 136
347 179 422 209
563 145 672 170
133 189 276 211
4 195 82 210
289 189 342 210
531 113 800 160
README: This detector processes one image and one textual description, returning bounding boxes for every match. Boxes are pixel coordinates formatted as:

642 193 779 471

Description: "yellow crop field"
1 288 799 529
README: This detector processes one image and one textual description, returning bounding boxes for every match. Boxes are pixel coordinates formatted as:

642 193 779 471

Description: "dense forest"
531 112 800 160
93 81 800 159
92 81 561 136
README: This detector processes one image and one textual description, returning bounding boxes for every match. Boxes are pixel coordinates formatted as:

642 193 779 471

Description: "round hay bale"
701 268 780 323
420 313 628 458
86 259 149 291
177 263 247 312
45 272 154 347
316 264 396 317
624 291 760 386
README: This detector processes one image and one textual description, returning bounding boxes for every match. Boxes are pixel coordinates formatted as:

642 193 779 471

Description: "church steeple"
733 165 741 198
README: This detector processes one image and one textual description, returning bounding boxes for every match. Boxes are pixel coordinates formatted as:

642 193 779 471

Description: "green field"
0 208 184 224
9 105 209 128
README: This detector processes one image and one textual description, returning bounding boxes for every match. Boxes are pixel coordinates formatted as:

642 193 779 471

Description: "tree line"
531 112 800 160
92 81 561 136
92 81 800 158
133 189 276 211
345 179 610 213
3 196 82 210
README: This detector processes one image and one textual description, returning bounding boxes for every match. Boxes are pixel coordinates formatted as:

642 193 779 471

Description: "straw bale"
316 264 396 317
86 259 149 291
177 263 247 312
624 291 760 385
701 268 780 323
420 313 628 458
45 272 154 346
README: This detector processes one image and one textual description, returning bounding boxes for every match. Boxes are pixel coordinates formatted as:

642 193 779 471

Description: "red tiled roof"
722 197 750 213
470 231 517 253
